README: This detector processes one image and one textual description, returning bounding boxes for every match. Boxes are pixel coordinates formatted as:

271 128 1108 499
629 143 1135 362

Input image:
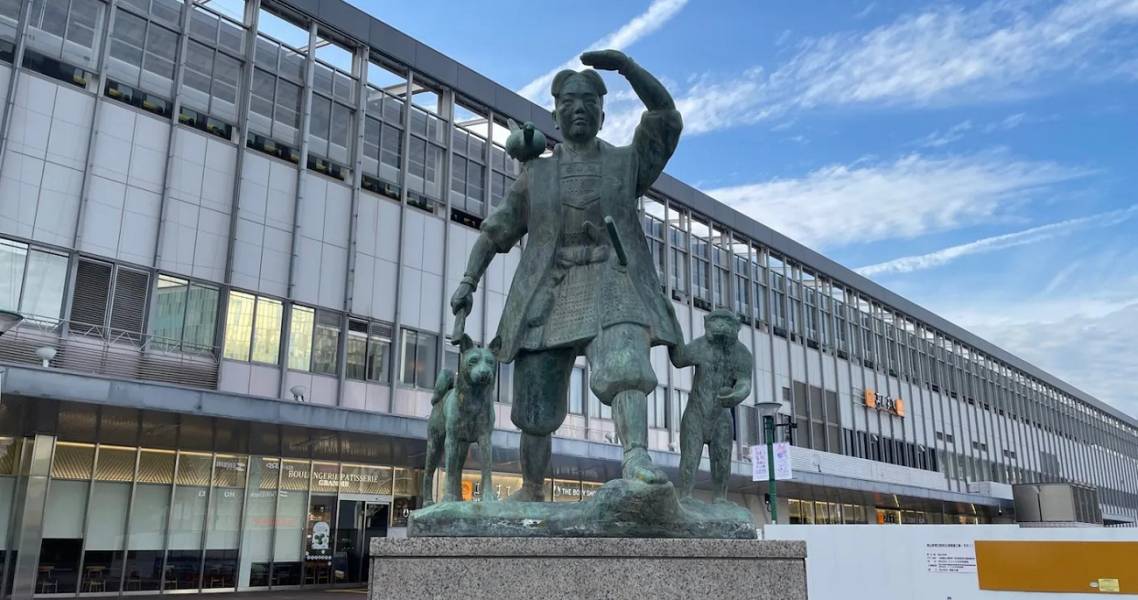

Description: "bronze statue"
421 335 498 505
671 309 753 502
449 49 683 501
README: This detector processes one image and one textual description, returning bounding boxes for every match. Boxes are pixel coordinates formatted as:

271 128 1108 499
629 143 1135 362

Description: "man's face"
553 76 603 143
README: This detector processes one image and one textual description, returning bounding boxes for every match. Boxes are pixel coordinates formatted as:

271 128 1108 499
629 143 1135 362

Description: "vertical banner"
752 442 793 481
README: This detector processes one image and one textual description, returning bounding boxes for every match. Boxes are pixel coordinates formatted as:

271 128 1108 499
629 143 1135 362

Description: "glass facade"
0 427 608 596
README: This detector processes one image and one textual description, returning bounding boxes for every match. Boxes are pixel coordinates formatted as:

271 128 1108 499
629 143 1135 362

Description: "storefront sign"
926 542 976 573
864 389 905 417
752 442 793 481
391 497 412 527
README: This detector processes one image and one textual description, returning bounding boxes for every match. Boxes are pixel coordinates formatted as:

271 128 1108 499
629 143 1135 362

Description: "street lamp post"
756 399 796 524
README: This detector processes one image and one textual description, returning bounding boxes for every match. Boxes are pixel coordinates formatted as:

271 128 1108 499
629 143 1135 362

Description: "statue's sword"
603 216 628 266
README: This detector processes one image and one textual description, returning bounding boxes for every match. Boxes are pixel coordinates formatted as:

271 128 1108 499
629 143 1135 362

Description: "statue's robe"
481 108 683 362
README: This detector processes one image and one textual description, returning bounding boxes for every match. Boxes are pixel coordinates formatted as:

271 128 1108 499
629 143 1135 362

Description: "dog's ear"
459 334 474 355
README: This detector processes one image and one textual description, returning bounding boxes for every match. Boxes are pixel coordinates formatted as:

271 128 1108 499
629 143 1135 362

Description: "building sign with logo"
864 389 905 417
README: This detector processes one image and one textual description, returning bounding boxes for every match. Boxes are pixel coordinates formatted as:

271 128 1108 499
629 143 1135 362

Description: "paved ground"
132 589 367 599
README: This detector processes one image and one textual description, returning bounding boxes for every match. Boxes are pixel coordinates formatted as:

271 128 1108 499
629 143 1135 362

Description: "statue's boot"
505 483 545 502
613 390 667 484
622 446 667 484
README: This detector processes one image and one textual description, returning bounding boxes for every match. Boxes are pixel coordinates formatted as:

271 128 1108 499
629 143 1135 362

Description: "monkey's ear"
459 334 474 355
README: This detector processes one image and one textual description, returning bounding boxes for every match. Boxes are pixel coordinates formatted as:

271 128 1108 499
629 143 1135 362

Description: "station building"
0 0 1135 595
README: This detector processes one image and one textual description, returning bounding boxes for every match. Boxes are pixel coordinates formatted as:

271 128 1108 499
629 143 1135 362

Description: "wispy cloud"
704 152 1090 249
856 205 1138 277
517 0 689 104
600 0 1138 144
917 120 973 148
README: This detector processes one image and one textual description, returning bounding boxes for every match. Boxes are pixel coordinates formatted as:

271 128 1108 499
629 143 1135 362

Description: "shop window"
0 238 68 323
399 329 437 389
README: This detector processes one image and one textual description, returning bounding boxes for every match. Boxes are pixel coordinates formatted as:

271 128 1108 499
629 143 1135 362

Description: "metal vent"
110 268 150 334
70 260 111 329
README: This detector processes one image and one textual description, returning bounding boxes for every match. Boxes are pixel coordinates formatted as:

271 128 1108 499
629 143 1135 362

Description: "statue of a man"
449 50 682 500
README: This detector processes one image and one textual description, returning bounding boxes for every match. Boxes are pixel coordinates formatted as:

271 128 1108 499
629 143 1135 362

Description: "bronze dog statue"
421 334 498 504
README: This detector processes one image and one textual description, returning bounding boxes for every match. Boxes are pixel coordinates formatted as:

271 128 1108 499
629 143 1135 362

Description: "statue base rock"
409 479 757 539
369 537 807 600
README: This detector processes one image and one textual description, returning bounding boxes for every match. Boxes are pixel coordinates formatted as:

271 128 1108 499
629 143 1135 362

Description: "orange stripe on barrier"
976 540 1137 594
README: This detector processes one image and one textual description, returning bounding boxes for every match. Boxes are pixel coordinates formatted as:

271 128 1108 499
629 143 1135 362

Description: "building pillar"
10 433 55 598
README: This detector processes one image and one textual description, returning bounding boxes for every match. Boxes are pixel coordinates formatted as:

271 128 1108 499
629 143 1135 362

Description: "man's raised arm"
580 50 674 111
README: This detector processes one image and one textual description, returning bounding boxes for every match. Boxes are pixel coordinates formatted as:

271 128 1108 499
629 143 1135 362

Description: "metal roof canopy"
266 0 1136 430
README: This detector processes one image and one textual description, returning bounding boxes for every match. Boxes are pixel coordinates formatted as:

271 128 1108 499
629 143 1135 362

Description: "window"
24 0 105 71
404 98 446 210
648 387 667 429
345 319 393 383
222 291 282 363
307 57 355 171
361 91 404 200
181 11 244 126
149 275 218 353
690 219 711 307
286 306 340 375
399 329 437 389
311 311 340 375
568 367 584 415
0 238 68 323
106 5 178 98
668 210 688 296
450 106 487 217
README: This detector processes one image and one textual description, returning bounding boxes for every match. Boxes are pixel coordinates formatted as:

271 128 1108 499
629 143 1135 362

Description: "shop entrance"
333 499 388 585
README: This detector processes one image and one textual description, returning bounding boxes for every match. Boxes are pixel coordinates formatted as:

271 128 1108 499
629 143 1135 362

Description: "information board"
926 542 977 573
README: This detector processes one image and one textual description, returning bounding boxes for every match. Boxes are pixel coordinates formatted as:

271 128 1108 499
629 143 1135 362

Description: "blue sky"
344 0 1138 417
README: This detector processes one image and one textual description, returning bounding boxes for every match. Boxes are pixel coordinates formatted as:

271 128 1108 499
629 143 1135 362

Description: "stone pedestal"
369 537 807 600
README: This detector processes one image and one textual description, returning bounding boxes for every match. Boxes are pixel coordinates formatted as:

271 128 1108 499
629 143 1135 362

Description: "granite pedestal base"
368 537 807 600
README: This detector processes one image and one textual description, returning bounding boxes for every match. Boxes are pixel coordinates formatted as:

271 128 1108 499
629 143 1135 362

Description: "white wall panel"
0 151 42 237
33 162 81 246
292 235 321 305
419 272 442 333
421 215 444 275
398 266 422 328
372 258 397 321
400 209 424 270
324 180 351 247
318 242 347 309
375 197 400 261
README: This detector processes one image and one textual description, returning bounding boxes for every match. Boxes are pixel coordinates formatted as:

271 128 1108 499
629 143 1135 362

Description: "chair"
84 565 107 592
163 567 178 590
37 566 57 593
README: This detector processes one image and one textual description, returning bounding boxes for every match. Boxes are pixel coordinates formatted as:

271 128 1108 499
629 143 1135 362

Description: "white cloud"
917 120 973 148
517 0 689 104
856 205 1138 277
947 296 1138 418
599 0 1138 144
704 152 1089 249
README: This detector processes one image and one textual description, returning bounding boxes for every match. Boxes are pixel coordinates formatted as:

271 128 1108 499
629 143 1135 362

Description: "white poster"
752 442 793 481
925 542 977 573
